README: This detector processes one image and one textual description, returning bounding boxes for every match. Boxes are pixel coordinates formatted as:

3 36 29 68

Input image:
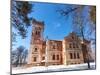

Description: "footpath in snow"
12 62 96 74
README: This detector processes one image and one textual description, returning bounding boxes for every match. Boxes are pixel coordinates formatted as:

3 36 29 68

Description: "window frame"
57 54 59 60
33 57 37 62
69 53 73 59
52 54 55 60
77 52 80 59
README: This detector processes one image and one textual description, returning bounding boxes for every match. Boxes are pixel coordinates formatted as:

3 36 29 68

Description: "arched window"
35 31 40 35
52 54 55 60
74 53 76 59
33 57 37 62
69 43 72 48
37 31 40 35
57 55 59 60
77 53 80 59
52 45 56 49
35 31 37 35
52 43 57 49
34 47 38 52
73 43 75 48
69 53 73 59
42 56 45 60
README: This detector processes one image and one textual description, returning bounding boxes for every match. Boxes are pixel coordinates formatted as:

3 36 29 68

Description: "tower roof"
32 18 44 26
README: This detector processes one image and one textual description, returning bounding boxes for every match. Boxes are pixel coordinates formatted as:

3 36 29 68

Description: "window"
52 43 57 49
72 36 74 39
32 51 34 54
69 53 73 59
71 63 73 64
77 53 80 59
69 43 72 48
35 31 38 35
42 57 45 60
57 55 59 60
35 31 40 35
33 57 37 62
76 44 79 48
74 53 76 59
34 48 37 52
52 45 56 49
37 31 40 35
52 54 55 60
73 43 75 48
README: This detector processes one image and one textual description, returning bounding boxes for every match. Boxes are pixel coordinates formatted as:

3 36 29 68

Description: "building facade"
28 19 92 66
45 40 63 66
28 19 45 66
62 33 84 65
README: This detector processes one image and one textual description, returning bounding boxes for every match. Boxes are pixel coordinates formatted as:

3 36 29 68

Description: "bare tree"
57 5 96 69
22 49 28 64
12 46 28 67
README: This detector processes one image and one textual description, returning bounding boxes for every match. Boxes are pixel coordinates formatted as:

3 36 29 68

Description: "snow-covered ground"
12 62 96 74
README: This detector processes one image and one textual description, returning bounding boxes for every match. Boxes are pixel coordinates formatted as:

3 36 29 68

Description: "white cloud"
53 22 61 28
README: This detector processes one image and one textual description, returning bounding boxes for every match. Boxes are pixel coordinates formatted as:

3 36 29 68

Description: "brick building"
62 32 84 65
28 19 92 66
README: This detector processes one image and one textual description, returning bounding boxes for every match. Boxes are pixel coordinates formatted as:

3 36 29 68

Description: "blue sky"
29 2 73 40
12 2 94 51
13 2 74 50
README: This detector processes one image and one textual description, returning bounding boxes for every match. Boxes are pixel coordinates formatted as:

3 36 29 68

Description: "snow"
12 62 95 74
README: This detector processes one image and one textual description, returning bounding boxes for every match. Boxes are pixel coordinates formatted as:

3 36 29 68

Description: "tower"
28 19 44 66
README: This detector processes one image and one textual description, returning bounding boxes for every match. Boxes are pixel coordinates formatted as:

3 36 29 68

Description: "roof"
48 39 62 42
83 39 91 43
64 32 90 44
32 18 44 26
